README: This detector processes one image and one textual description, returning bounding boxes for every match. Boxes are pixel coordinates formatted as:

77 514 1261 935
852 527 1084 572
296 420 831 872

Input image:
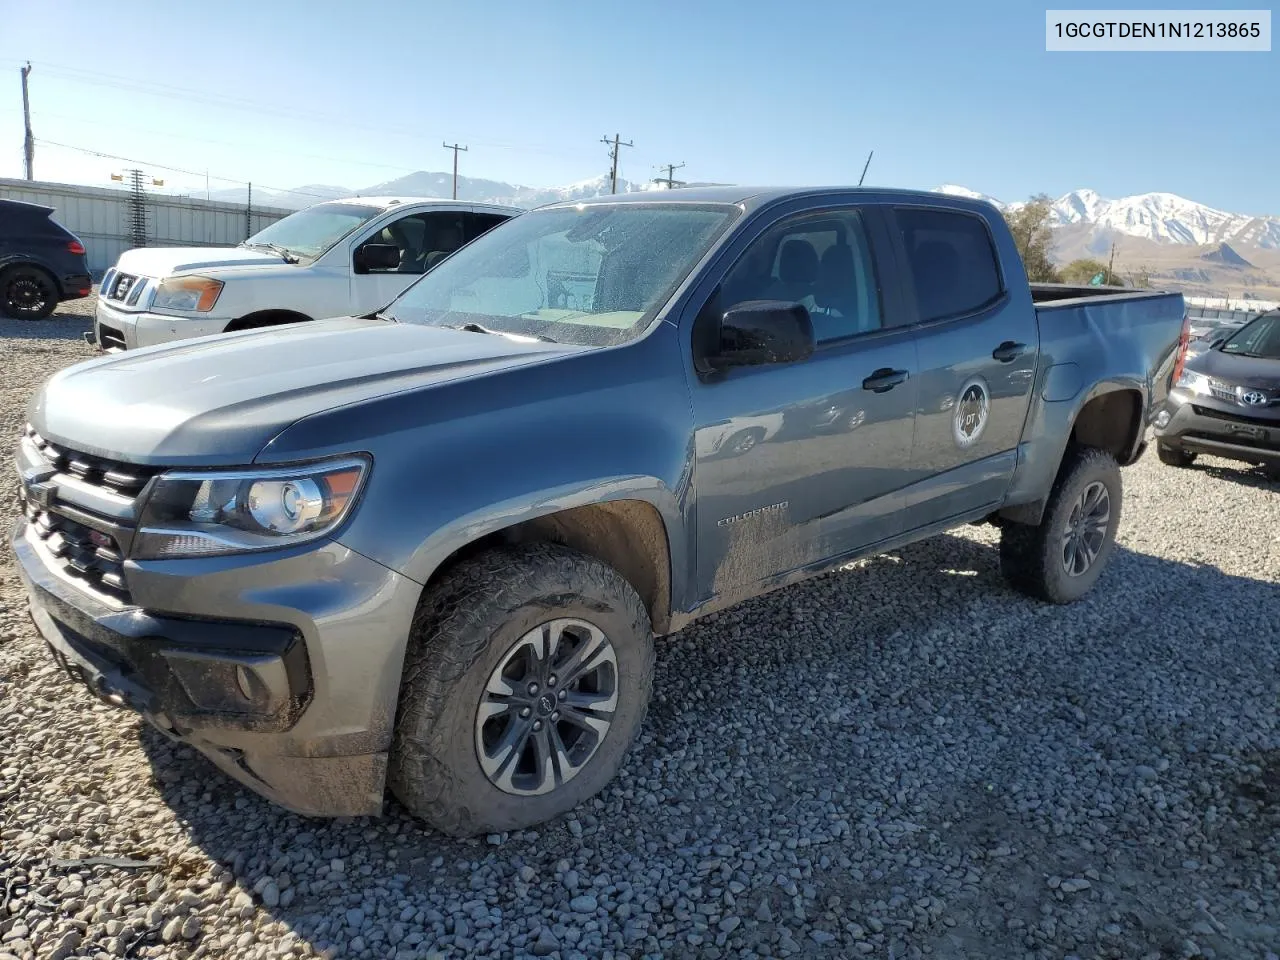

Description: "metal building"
0 177 293 277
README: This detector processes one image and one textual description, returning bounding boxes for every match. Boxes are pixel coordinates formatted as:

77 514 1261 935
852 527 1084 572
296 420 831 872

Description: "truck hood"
28 318 577 466
113 245 286 277
1189 348 1280 390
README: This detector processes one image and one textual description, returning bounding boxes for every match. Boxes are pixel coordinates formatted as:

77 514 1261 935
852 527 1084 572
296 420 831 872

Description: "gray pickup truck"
12 187 1188 837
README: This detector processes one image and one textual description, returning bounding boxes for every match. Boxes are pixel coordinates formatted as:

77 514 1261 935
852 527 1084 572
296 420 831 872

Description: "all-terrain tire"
387 542 654 837
1156 442 1196 468
999 446 1123 604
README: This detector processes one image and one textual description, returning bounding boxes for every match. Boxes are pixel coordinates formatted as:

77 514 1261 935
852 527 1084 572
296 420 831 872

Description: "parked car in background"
14 186 1187 837
0 198 92 320
92 197 521 350
1185 303 1262 347
1154 309 1280 478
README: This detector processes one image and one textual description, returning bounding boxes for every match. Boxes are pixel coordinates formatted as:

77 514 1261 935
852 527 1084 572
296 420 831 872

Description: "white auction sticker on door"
1046 9 1271 51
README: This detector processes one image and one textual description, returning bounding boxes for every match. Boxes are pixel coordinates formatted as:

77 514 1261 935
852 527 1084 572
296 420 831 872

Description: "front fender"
389 474 687 590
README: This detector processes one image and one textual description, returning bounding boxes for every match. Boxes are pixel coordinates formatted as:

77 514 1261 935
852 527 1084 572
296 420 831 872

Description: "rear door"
888 204 1039 527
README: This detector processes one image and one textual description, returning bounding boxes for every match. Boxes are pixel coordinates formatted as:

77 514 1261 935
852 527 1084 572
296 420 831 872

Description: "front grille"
1192 405 1279 428
1207 379 1279 409
1208 381 1238 404
1185 430 1274 452
22 500 130 598
107 272 138 302
28 427 157 497
19 424 163 604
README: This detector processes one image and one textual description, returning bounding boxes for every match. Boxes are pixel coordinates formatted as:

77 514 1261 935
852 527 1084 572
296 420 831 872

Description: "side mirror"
712 300 815 369
354 243 401 273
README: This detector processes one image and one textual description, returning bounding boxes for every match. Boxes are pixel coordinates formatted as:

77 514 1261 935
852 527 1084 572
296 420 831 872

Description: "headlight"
152 276 224 312
132 456 369 559
1176 369 1211 396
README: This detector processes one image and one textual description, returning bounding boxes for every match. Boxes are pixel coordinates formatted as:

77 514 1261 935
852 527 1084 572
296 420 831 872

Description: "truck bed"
1029 282 1176 306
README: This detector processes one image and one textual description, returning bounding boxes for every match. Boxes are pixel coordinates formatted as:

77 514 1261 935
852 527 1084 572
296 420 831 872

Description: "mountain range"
208 172 721 212
201 171 1279 299
935 184 1280 250
212 173 1280 254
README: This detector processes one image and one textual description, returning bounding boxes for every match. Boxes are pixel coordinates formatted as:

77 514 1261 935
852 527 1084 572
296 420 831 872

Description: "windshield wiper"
454 321 557 344
241 241 299 264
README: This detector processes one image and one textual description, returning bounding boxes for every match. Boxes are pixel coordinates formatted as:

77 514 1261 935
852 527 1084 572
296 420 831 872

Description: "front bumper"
93 298 231 351
1154 389 1280 467
10 515 423 817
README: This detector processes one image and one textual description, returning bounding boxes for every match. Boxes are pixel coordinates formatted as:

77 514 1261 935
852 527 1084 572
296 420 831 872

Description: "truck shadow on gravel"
132 532 1280 959
0 315 93 342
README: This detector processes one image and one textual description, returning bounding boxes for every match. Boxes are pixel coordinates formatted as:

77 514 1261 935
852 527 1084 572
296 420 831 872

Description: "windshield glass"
243 201 382 260
382 202 738 346
1221 313 1280 359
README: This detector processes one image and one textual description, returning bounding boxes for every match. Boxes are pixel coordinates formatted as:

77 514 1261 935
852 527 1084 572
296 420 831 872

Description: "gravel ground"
2 300 1279 960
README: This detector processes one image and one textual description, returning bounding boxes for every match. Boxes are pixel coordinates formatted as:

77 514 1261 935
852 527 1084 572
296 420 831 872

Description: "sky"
1 0 1277 213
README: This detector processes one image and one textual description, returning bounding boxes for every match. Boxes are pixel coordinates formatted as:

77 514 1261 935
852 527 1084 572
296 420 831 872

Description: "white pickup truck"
92 197 522 351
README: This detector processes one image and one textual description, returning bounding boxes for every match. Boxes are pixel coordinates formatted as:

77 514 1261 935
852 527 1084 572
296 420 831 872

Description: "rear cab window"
894 207 1004 323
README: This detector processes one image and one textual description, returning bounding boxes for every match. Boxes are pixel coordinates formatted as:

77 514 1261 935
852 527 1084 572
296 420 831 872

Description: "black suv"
1 198 92 320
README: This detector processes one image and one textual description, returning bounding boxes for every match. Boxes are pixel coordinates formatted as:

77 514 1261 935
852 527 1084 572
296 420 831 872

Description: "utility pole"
653 161 685 190
600 133 633 194
443 142 468 199
20 62 34 181
245 183 252 240
857 150 874 186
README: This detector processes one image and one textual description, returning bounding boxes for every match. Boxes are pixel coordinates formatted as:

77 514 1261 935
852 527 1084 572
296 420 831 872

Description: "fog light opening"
235 665 257 702
1154 410 1171 429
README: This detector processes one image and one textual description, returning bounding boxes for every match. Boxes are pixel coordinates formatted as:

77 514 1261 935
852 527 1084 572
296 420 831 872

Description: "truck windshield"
242 201 382 261
383 202 738 346
1220 313 1280 359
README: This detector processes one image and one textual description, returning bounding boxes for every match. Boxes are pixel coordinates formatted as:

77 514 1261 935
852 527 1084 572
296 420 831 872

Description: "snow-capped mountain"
935 185 1280 250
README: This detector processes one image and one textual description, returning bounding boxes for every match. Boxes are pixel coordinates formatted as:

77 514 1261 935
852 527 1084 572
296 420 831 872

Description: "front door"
685 204 920 603
889 205 1039 528
350 210 468 315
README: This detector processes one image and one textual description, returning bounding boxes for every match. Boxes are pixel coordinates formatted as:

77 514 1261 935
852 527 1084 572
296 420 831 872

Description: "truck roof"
334 196 524 215
538 185 1000 214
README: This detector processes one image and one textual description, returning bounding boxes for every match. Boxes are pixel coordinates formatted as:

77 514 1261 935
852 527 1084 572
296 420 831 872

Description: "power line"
601 134 633 195
4 58 590 163
653 161 685 190
443 142 468 200
34 138 342 202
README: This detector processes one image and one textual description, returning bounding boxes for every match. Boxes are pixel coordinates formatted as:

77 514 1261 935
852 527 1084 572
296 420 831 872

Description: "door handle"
862 367 910 392
993 341 1027 363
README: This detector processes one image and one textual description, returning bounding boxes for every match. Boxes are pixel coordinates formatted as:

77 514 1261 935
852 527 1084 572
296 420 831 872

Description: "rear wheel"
1157 442 1196 468
388 542 654 837
1000 446 1123 604
1 266 58 320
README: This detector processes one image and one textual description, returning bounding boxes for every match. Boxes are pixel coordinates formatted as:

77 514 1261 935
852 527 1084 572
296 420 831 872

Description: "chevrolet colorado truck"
91 197 520 350
12 187 1189 837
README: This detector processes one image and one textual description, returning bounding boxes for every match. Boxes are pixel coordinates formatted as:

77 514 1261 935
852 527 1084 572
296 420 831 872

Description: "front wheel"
1 266 58 320
388 543 654 837
999 446 1123 604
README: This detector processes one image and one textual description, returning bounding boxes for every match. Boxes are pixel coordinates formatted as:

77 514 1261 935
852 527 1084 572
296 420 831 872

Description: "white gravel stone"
1 300 1278 958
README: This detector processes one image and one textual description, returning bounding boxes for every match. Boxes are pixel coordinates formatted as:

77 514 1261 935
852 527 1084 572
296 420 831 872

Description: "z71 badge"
953 377 990 449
